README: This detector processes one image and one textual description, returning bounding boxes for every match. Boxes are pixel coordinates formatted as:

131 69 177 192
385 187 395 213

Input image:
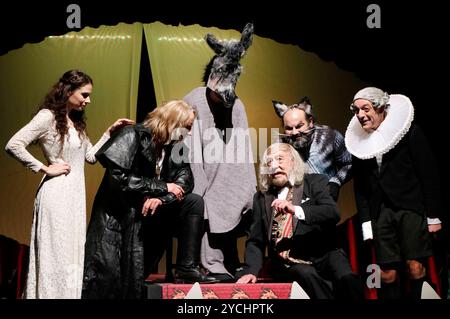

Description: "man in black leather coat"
82 100 216 299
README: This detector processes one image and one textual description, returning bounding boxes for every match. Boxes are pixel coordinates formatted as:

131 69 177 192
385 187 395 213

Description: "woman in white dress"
5 70 134 299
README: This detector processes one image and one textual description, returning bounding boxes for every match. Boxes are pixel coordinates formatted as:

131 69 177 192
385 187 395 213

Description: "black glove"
327 182 340 202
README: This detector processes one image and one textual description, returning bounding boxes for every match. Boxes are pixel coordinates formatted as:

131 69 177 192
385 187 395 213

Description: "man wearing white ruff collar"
345 87 442 299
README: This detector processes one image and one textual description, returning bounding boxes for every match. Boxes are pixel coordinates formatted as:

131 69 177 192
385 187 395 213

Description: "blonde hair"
143 100 196 147
259 143 306 192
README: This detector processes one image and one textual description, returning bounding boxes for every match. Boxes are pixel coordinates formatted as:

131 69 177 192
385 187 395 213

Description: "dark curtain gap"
136 30 157 123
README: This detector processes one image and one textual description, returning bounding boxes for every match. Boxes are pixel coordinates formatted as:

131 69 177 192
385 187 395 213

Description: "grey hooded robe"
184 87 257 274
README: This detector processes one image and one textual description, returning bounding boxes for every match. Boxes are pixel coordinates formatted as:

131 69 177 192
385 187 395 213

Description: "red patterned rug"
147 282 292 299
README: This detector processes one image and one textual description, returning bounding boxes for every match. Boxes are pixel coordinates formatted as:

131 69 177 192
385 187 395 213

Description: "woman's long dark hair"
38 70 93 150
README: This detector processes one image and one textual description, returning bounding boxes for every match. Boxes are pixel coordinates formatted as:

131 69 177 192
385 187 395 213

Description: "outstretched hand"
107 118 135 135
142 197 163 216
428 224 442 233
236 274 257 284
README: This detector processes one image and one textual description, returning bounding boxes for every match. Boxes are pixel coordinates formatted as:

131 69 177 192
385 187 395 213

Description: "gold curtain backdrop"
1 21 367 246
0 23 142 244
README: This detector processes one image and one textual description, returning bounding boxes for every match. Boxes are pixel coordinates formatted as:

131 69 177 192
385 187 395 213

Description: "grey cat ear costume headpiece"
272 97 316 153
272 97 315 120
203 23 254 107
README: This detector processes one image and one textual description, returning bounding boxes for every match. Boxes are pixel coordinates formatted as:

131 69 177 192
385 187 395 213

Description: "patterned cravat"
271 187 311 265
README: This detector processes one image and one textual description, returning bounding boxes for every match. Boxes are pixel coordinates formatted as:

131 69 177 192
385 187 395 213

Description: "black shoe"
175 266 219 284
207 273 235 283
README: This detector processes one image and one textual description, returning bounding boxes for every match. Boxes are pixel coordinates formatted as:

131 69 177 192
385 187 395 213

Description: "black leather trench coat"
82 124 193 299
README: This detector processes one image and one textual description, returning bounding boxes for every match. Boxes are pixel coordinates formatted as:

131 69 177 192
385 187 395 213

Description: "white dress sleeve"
5 109 53 173
85 132 110 164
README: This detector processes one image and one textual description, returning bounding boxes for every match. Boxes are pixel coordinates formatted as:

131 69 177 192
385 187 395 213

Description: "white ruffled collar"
344 94 414 160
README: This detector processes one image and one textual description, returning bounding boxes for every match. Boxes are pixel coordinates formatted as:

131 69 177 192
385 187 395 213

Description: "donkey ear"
272 100 288 118
205 33 224 55
240 23 254 51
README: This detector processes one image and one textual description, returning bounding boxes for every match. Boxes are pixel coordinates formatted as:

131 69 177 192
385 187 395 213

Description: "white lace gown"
5 109 110 299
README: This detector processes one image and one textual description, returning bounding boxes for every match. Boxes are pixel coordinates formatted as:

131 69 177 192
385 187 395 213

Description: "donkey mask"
203 23 254 108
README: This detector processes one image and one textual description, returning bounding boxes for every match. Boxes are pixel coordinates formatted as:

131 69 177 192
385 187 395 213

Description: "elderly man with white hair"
236 143 364 299
345 87 443 299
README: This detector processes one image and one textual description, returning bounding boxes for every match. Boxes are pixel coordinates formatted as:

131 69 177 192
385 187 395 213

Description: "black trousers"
203 210 253 275
272 249 364 299
143 193 204 276
83 193 204 299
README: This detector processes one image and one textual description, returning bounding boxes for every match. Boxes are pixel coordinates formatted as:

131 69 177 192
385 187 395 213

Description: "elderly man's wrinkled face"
352 99 386 133
266 150 294 188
